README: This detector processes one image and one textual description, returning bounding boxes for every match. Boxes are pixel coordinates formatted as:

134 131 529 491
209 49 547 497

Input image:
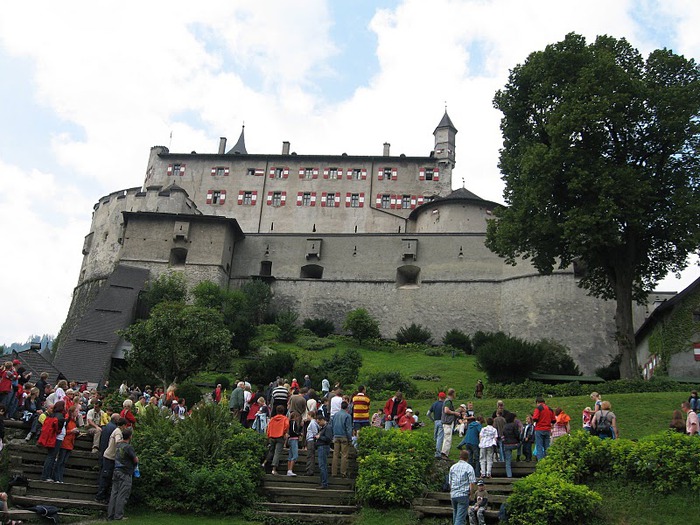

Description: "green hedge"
507 472 601 525
486 377 700 399
132 402 266 514
356 427 436 506
536 430 700 493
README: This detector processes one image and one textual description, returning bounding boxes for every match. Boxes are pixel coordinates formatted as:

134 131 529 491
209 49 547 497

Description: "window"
352 169 362 180
302 192 311 206
424 168 434 181
170 247 187 266
381 194 391 209
247 168 256 176
396 265 420 288
168 163 184 176
260 261 272 277
216 167 225 177
401 195 411 209
383 167 392 179
272 192 282 207
243 192 253 205
305 168 314 179
350 194 360 208
275 168 284 178
326 193 336 207
423 195 435 204
300 264 324 279
329 168 338 179
212 190 221 204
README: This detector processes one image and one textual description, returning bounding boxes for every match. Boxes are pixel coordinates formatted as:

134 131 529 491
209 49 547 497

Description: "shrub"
395 323 432 344
250 324 281 348
356 427 436 506
132 403 265 514
595 354 621 381
424 346 446 357
296 335 336 351
214 375 231 391
442 329 472 354
241 350 297 387
365 371 418 398
411 374 441 382
534 339 580 376
302 317 335 337
275 309 299 342
175 382 203 406
316 348 363 386
343 308 380 343
475 332 538 383
507 472 601 525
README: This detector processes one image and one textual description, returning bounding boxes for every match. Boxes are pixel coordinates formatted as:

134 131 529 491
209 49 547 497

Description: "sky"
1 0 700 346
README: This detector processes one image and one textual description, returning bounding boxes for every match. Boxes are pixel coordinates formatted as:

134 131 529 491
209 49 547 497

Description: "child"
689 390 699 413
371 409 383 428
519 415 535 462
286 412 302 476
252 397 270 434
582 407 593 433
468 479 489 525
478 417 498 478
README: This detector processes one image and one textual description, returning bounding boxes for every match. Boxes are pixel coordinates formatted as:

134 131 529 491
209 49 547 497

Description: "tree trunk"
613 271 639 379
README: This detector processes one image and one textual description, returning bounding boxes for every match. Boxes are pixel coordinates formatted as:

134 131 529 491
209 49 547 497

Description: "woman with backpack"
39 401 66 481
591 400 618 439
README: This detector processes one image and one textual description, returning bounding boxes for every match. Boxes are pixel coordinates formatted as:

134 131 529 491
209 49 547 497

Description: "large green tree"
487 33 700 378
121 302 231 388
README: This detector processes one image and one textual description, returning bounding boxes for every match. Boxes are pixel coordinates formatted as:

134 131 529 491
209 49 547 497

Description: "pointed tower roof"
227 125 248 154
434 110 458 134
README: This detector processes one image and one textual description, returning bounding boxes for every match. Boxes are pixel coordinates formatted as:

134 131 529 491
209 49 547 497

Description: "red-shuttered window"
269 167 289 179
378 167 397 181
348 168 367 180
211 166 230 177
346 192 365 208
419 167 440 181
206 190 227 205
237 191 258 205
296 192 317 206
321 192 340 208
299 167 319 179
266 191 287 207
167 163 185 176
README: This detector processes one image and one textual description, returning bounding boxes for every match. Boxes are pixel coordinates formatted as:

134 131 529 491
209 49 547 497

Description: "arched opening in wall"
260 260 272 276
396 265 420 288
169 247 187 266
300 264 323 279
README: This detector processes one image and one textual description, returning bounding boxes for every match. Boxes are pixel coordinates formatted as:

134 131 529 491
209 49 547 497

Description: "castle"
54 112 636 385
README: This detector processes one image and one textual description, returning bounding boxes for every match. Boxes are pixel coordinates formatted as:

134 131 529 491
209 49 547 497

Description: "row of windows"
207 190 434 209
168 164 439 181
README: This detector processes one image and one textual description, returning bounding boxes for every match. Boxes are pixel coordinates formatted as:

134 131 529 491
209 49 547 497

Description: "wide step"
261 502 358 514
11 494 107 511
259 510 356 524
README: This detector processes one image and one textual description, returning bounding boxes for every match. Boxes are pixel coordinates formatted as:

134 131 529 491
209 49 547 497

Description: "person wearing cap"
468 479 489 525
398 408 415 431
449 449 477 525
427 392 446 458
86 400 105 453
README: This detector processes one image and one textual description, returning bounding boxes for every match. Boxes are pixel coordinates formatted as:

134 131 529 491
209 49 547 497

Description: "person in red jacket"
532 396 556 460
383 391 407 430
120 399 137 428
261 405 289 475
54 404 81 482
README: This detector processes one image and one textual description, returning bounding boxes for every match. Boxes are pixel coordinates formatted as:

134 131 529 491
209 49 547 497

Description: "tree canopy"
487 33 700 378
121 301 231 388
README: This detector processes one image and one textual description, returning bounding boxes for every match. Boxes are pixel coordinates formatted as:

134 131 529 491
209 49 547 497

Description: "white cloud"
0 158 92 343
1 0 700 343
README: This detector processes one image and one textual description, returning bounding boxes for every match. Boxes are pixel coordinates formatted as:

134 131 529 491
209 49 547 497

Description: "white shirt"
330 395 343 418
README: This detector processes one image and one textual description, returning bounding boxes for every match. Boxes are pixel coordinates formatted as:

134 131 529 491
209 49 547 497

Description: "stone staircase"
259 447 359 524
412 460 536 522
3 420 105 523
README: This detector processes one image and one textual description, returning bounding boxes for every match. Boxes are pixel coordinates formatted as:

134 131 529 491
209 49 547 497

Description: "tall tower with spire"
433 110 457 168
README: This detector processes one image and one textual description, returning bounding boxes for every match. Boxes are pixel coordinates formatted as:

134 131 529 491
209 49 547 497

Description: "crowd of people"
1 358 699 524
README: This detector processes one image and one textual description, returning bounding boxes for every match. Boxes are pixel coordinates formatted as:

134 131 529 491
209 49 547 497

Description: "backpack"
595 410 613 436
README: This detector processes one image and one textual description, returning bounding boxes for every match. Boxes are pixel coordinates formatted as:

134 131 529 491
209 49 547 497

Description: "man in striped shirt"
449 449 476 525
352 386 371 435
271 379 289 412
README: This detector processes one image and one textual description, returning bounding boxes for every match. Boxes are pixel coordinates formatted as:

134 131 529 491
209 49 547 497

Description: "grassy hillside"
219 338 690 441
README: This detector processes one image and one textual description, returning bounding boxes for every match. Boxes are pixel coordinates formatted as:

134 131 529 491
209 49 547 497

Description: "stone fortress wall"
63 113 631 375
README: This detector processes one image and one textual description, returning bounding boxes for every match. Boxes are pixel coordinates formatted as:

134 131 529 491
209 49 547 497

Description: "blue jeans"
384 419 397 430
451 495 470 525
317 444 329 487
54 448 72 482
434 420 444 456
535 430 550 460
503 445 517 477
288 439 299 462
41 440 63 480
691 398 699 412
466 444 480 478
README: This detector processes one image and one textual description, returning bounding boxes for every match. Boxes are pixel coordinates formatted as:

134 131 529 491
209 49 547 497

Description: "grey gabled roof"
53 264 150 385
227 126 248 155
434 110 457 133
11 348 66 384
635 275 700 342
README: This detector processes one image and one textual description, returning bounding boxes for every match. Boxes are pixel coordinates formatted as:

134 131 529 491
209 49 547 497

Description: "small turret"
433 111 457 167
227 125 248 155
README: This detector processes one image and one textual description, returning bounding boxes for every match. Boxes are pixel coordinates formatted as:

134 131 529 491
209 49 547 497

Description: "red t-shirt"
0 369 16 393
533 403 555 432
